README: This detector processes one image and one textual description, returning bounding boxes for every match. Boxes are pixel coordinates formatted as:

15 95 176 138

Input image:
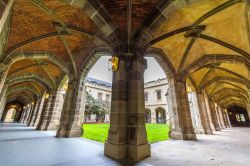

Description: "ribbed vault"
0 0 249 129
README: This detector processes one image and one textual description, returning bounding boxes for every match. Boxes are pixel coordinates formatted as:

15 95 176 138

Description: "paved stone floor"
0 123 250 166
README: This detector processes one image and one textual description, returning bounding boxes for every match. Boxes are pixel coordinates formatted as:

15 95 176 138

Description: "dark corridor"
228 106 250 127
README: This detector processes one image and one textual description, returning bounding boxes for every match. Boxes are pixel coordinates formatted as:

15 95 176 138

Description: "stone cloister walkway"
0 123 250 166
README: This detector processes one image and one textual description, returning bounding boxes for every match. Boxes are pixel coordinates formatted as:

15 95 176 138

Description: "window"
145 92 148 102
98 93 103 101
106 94 110 101
156 90 162 100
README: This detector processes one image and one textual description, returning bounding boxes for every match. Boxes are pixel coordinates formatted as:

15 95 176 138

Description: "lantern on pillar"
63 83 68 91
108 56 119 71
45 93 50 99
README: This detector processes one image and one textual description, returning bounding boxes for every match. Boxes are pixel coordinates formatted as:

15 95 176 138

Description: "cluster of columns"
188 90 232 135
18 87 66 130
0 54 233 162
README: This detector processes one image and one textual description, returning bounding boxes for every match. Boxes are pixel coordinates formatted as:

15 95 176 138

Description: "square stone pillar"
217 106 226 129
28 100 41 126
105 57 129 160
175 81 196 140
105 54 150 161
189 92 204 134
38 89 64 131
127 55 150 161
21 105 29 123
33 93 46 127
203 93 215 131
0 63 9 94
208 100 221 131
225 109 232 128
168 77 185 139
26 104 34 124
222 109 230 128
56 78 85 137
46 90 65 130
196 93 213 134
36 96 50 130
0 85 7 121
20 107 27 123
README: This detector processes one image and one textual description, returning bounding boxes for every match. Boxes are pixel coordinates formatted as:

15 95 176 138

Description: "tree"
85 93 111 122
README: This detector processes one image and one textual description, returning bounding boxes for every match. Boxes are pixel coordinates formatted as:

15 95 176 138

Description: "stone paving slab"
0 123 250 166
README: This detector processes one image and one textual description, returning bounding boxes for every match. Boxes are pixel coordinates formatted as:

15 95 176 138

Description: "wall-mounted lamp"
108 56 119 71
45 93 50 99
63 84 68 91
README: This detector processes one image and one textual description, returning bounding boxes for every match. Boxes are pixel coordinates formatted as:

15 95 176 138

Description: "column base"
104 142 127 160
56 127 82 137
183 133 197 140
214 126 221 131
170 131 184 140
37 123 48 131
204 130 213 135
194 128 205 134
128 143 151 161
46 124 58 131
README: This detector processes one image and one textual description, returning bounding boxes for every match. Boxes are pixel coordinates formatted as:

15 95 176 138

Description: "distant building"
84 77 112 123
84 77 170 124
144 78 169 124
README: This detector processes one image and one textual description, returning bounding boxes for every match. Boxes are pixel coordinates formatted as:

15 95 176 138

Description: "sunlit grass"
82 123 170 143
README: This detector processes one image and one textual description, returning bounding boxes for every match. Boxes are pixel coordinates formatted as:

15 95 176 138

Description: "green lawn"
82 123 170 143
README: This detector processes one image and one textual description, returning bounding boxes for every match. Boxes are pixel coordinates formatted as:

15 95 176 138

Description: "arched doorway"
155 107 166 124
228 106 250 127
145 109 151 123
1 102 23 122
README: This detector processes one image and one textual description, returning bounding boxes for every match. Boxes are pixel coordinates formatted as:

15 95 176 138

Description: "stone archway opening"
228 106 250 127
79 55 112 143
1 102 23 122
143 55 173 142
155 107 166 124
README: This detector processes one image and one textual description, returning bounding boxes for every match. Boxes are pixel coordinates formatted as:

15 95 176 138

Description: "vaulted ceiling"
0 0 249 109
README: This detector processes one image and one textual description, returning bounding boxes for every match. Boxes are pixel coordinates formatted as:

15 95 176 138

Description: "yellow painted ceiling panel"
203 3 250 54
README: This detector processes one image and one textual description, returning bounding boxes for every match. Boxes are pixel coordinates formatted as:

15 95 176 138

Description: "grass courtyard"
82 123 170 143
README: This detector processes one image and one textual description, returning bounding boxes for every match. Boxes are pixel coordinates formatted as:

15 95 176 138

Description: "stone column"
217 106 226 129
20 107 26 123
189 92 204 134
196 93 213 134
0 84 7 121
225 110 232 128
127 55 150 161
175 81 196 140
19 107 26 123
208 100 221 131
203 93 215 131
45 89 65 130
27 103 35 125
104 57 129 160
222 109 229 128
56 78 86 137
20 106 28 123
28 100 41 126
37 91 56 130
33 93 46 127
168 77 186 139
36 95 50 129
0 63 8 94
23 104 32 124
104 54 150 161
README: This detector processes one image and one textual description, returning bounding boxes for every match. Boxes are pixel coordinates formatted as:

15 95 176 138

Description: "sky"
87 56 166 83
